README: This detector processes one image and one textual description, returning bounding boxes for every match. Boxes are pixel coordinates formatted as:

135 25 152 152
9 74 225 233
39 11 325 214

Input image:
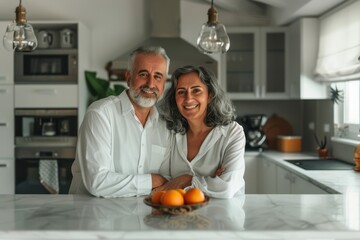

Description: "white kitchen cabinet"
287 18 328 99
276 166 328 194
244 154 259 194
0 85 14 158
258 157 277 193
0 159 15 194
225 27 288 100
0 22 14 85
15 84 78 108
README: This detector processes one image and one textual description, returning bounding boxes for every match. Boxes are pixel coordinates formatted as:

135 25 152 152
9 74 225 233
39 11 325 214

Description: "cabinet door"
0 22 14 85
15 84 78 108
292 175 328 194
276 166 291 193
259 158 277 193
260 27 289 99
225 27 260 99
0 159 15 194
244 155 259 194
0 85 14 158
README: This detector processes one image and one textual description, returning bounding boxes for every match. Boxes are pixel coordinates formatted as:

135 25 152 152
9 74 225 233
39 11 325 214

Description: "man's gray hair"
128 46 170 76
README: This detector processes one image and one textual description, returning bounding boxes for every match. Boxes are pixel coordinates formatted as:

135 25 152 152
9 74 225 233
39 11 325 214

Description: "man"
69 46 171 197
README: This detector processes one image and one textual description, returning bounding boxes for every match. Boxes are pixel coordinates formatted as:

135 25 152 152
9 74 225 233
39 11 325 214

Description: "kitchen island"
0 194 360 239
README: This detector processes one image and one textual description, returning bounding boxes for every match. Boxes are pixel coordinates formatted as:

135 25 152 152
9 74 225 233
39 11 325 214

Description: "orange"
160 189 185 206
184 188 205 204
151 190 166 205
176 188 186 196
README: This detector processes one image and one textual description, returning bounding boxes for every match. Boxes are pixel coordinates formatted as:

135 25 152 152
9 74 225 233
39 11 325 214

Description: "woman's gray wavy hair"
158 65 235 134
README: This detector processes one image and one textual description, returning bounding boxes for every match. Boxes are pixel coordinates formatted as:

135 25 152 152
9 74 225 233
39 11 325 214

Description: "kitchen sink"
285 158 355 170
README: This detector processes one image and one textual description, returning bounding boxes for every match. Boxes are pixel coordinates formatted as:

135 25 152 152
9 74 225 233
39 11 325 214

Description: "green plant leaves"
85 70 126 105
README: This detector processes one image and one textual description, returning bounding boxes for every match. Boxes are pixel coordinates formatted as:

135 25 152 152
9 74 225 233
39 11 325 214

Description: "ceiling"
202 0 346 25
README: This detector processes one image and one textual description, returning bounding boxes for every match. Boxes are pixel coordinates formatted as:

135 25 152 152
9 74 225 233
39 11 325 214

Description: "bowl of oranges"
144 188 210 215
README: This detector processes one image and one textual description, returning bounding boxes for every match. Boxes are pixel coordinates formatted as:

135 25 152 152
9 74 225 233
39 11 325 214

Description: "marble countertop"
1 194 360 239
258 150 360 194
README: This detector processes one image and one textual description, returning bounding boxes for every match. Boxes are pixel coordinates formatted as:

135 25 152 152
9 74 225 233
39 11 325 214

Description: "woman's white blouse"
162 122 246 198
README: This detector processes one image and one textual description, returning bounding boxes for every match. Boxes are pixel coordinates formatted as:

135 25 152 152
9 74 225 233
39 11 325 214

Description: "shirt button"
139 165 143 168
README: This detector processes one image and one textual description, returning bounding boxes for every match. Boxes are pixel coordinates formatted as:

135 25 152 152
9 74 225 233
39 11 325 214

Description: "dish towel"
39 160 59 194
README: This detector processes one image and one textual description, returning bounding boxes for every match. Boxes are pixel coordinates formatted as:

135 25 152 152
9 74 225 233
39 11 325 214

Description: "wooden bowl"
143 196 210 215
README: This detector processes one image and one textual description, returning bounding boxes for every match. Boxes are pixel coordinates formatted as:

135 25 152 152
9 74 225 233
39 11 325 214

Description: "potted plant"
85 71 126 106
314 134 328 158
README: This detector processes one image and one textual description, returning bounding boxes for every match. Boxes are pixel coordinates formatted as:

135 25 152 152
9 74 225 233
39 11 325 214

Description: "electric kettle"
36 30 53 49
60 28 76 48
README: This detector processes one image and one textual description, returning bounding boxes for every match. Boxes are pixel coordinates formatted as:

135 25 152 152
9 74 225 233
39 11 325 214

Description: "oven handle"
35 151 59 158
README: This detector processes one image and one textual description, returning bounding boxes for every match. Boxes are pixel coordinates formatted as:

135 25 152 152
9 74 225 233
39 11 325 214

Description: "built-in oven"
14 49 78 84
14 109 78 194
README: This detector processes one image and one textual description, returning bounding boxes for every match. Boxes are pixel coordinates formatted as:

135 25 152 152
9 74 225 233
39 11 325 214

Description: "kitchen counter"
0 194 360 240
258 150 360 194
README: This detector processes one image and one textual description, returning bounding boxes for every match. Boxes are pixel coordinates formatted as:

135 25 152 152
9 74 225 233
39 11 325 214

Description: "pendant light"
3 0 37 52
197 0 230 54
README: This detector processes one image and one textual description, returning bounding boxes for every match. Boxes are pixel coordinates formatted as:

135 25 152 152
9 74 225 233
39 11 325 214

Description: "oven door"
14 49 78 84
15 147 75 194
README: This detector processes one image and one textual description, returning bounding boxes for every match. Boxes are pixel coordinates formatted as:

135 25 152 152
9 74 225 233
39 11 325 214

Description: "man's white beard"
129 87 158 108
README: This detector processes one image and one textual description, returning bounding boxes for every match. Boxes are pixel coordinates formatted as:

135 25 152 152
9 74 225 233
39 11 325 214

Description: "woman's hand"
214 167 225 177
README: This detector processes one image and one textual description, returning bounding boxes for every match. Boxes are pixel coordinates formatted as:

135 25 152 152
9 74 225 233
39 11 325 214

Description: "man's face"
127 53 167 108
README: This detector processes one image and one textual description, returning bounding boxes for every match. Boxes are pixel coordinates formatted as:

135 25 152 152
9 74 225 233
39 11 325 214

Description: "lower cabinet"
276 166 327 194
0 159 15 194
258 158 277 194
257 156 329 194
244 154 259 194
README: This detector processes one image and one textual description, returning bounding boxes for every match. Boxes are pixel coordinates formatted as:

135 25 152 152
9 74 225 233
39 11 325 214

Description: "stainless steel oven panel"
14 49 78 84
15 109 77 116
15 136 77 147
15 146 76 159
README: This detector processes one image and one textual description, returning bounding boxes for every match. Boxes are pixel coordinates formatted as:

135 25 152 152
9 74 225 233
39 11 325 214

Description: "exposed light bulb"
197 0 230 54
2 0 37 52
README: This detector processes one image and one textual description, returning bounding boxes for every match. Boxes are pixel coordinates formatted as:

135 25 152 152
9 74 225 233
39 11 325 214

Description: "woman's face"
175 72 210 124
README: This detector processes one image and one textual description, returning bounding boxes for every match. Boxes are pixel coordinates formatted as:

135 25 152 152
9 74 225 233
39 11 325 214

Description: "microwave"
14 49 78 84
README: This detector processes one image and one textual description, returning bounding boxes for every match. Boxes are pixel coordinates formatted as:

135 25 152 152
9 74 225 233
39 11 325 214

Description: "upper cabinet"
0 22 14 85
287 18 328 99
224 27 288 100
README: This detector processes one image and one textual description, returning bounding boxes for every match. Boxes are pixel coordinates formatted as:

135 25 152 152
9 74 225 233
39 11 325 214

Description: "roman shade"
314 1 360 82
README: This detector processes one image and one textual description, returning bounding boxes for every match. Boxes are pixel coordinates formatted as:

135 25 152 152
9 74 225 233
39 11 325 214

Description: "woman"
157 65 245 198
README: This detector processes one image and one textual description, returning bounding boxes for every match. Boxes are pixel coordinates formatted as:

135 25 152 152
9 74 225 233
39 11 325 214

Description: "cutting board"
262 114 293 149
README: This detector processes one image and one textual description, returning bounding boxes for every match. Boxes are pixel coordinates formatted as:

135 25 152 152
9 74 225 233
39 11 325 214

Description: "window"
333 81 360 141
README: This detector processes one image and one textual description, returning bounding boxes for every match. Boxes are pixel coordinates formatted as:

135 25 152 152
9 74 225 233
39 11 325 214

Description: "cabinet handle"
0 122 7 127
33 89 57 94
255 85 260 98
0 76 6 81
0 89 7 93
0 164 7 167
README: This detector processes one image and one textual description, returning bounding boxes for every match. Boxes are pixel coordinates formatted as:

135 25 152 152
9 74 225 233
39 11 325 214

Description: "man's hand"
151 174 168 189
151 174 192 194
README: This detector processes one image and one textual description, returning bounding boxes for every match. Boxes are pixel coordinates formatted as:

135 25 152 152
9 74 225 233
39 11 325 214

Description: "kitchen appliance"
36 30 54 49
60 28 76 48
107 0 217 80
14 109 77 194
285 159 355 170
14 48 78 84
236 114 267 151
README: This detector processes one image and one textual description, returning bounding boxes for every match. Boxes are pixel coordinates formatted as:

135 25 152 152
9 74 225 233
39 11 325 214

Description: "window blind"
315 1 360 82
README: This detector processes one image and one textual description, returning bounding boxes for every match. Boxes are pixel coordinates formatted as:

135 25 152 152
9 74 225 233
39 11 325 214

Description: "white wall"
0 0 275 79
0 0 149 79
